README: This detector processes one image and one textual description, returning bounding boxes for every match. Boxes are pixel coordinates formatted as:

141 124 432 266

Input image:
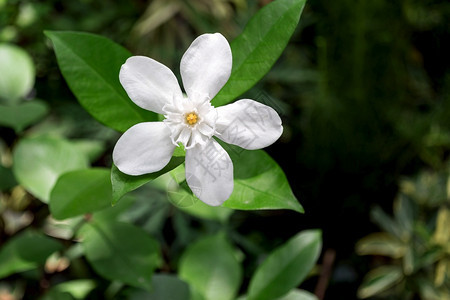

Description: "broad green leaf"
0 230 62 279
49 168 112 220
356 233 405 258
12 136 89 202
239 289 318 300
111 154 185 205
48 280 96 299
357 266 403 299
179 233 242 300
41 291 74 300
0 100 48 132
248 230 322 300
128 274 190 300
179 197 233 222
0 43 35 103
277 289 318 300
212 0 306 107
92 195 135 224
72 140 105 163
167 181 200 209
222 144 303 213
45 31 156 132
79 220 161 290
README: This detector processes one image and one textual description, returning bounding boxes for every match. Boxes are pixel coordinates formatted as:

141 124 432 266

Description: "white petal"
119 56 183 114
113 122 175 175
175 127 192 146
180 33 232 100
185 139 234 206
202 108 218 127
186 130 208 149
215 99 283 150
197 123 214 137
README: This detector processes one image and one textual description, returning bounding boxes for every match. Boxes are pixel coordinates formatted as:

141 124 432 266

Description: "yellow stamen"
185 112 198 125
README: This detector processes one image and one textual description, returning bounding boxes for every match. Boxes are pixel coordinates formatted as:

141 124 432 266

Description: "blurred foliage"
268 2 450 297
357 168 450 299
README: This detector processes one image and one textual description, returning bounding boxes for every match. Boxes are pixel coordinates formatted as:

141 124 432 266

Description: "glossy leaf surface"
179 233 242 300
50 168 112 220
0 230 62 279
212 0 306 106
222 145 303 213
79 220 161 290
0 43 35 103
248 230 322 300
13 136 89 202
357 266 403 299
111 154 184 205
0 100 48 132
45 31 156 132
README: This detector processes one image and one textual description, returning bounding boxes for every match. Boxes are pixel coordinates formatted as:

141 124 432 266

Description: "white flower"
113 33 283 206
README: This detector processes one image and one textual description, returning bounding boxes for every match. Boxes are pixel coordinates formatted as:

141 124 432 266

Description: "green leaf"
356 233 405 258
212 0 306 107
127 274 190 300
370 206 403 239
12 136 89 202
45 31 156 132
357 266 403 299
394 195 415 235
49 168 112 220
72 140 105 163
0 100 48 132
416 278 445 300
248 230 322 300
0 164 16 191
222 144 303 213
277 289 318 300
238 289 318 300
79 220 161 290
111 155 185 205
179 197 234 223
41 291 74 300
179 233 242 300
416 248 441 269
92 195 135 225
0 43 35 103
402 246 415 276
0 230 62 279
47 280 96 300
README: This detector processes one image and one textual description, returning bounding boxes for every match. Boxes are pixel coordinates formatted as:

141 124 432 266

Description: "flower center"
162 97 217 149
185 112 198 125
